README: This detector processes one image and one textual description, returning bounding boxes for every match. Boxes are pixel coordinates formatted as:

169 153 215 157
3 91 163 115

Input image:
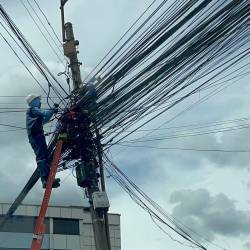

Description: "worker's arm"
31 107 56 124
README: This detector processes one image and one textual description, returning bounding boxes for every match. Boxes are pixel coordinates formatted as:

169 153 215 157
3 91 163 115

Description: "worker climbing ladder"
0 2 111 250
30 134 66 250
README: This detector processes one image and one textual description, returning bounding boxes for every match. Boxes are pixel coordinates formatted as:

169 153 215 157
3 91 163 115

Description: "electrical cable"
51 0 250 166
20 0 64 64
104 154 230 250
0 29 49 97
115 144 250 153
32 0 63 46
0 123 26 130
0 5 69 104
83 0 160 82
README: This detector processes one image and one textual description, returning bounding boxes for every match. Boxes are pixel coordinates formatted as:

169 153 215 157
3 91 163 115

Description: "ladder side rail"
30 139 64 250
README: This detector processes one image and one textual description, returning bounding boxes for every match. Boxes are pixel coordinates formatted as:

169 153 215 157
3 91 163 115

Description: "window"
53 218 79 235
0 216 49 233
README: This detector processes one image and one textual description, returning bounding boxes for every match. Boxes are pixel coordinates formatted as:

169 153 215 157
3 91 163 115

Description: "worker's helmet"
25 94 41 106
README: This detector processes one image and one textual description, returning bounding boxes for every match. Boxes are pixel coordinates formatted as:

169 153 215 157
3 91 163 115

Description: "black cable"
0 30 49 97
0 128 24 133
0 123 26 130
0 95 60 99
0 17 60 103
0 5 69 103
26 0 65 59
32 0 63 46
104 154 229 250
20 0 64 64
116 144 250 153
83 0 160 82
90 0 248 146
104 155 209 250
44 0 249 181
121 123 250 143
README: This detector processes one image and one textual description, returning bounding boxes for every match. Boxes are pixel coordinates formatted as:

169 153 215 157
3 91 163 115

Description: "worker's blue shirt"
26 107 54 139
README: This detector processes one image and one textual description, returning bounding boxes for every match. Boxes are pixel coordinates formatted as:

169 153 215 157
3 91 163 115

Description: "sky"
0 0 250 250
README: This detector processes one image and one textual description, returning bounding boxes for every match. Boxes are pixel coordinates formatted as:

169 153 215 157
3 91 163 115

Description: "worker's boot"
42 178 61 189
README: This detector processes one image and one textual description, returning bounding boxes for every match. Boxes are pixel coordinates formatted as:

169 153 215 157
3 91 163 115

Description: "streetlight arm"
61 0 69 8
60 0 69 42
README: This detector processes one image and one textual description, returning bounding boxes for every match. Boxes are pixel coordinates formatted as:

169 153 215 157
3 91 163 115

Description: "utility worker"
26 94 61 188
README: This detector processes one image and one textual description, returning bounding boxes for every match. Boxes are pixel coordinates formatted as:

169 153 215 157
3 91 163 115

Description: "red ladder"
30 139 64 250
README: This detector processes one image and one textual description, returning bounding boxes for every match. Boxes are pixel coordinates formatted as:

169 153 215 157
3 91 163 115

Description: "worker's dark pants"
29 134 50 182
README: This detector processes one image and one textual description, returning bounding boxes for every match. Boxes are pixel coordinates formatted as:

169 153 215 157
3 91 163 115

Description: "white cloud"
244 242 250 250
0 1 249 250
170 189 250 241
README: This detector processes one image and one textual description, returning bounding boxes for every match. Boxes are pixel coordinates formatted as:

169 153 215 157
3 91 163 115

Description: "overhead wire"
1 0 248 220
26 0 66 64
0 4 66 95
0 95 61 99
0 123 26 130
51 0 250 163
1 3 248 249
19 0 64 65
0 4 69 108
93 0 249 146
0 29 49 97
104 154 228 250
104 51 249 149
32 0 63 46
83 0 160 82
120 61 250 146
115 144 250 153
117 124 250 143
0 128 24 133
115 115 250 133
0 18 58 106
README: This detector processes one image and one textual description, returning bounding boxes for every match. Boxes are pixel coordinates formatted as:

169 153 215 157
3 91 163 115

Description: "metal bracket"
58 133 68 141
63 41 76 56
32 233 43 240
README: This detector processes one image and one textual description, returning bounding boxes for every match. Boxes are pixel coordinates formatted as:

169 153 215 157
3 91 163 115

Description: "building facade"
0 203 121 250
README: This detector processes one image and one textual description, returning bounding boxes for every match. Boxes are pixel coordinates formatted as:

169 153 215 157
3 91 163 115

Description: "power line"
114 116 250 133
104 155 229 250
20 0 64 64
0 5 69 105
0 128 24 133
24 0 65 61
0 29 49 97
85 0 250 147
32 0 62 46
121 123 250 143
0 123 26 130
116 144 250 153
105 59 249 149
83 0 159 82
0 95 60 99
55 0 250 168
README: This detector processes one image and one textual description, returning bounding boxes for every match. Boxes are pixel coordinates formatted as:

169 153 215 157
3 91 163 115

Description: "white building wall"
0 203 121 250
0 232 50 249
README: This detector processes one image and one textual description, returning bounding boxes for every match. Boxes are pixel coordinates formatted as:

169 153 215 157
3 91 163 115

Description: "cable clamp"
32 233 43 240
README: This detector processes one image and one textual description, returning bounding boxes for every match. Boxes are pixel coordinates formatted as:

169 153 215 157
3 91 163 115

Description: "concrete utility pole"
60 1 111 250
64 22 82 90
